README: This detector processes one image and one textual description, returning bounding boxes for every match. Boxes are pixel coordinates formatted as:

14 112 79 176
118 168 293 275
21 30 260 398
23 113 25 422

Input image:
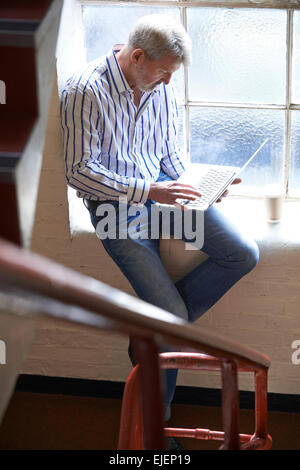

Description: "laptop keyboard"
182 167 235 209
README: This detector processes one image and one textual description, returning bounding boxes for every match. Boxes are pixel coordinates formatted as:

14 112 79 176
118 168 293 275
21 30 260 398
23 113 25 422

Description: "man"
60 14 259 448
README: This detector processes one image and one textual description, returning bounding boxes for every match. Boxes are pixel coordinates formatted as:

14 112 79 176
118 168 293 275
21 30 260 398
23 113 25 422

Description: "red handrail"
0 238 271 449
118 352 272 450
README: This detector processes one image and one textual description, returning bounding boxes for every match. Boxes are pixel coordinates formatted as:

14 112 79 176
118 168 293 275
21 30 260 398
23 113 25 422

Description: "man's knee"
240 239 260 275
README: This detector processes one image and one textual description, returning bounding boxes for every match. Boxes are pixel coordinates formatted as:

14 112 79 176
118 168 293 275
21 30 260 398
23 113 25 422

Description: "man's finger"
231 177 242 185
174 193 202 201
216 189 229 202
168 182 202 194
172 187 202 198
172 182 199 189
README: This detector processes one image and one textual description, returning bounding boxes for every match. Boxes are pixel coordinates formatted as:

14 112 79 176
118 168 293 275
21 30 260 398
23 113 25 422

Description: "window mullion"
187 101 286 110
284 8 293 198
181 5 190 161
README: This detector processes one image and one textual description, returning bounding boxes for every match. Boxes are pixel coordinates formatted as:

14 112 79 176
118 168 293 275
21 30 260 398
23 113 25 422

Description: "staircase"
0 0 63 425
0 0 63 247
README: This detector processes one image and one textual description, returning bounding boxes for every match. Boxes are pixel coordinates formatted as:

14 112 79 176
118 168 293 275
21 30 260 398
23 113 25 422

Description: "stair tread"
0 114 36 154
0 0 52 21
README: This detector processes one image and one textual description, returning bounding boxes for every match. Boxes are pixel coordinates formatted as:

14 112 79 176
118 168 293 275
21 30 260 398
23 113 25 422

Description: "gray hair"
128 14 192 66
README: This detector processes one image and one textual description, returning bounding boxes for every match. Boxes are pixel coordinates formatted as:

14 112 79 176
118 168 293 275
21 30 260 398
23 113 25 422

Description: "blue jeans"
85 172 259 420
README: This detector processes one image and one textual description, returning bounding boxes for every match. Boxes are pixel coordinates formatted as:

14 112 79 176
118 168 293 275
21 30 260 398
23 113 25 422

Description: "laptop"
177 138 268 211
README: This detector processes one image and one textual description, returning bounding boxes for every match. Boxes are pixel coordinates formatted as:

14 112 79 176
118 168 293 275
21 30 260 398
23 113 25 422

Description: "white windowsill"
219 196 300 251
68 188 95 236
68 187 300 252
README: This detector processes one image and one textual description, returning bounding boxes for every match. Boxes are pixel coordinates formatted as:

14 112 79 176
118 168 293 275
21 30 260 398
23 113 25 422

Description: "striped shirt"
60 48 187 204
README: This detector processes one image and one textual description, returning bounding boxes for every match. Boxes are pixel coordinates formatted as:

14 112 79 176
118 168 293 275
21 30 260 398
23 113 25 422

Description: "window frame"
79 0 300 200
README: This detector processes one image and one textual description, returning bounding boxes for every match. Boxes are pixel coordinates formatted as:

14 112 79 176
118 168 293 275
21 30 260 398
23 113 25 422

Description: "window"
80 1 300 199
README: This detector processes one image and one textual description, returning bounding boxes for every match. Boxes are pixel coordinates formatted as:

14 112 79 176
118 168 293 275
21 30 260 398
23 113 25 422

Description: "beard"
135 66 161 92
137 82 160 92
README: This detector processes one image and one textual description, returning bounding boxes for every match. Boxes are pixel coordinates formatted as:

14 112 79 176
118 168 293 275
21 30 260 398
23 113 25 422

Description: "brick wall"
23 69 300 396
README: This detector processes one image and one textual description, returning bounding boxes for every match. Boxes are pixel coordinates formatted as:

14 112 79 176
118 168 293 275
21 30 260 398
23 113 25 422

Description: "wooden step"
0 0 52 21
0 0 63 247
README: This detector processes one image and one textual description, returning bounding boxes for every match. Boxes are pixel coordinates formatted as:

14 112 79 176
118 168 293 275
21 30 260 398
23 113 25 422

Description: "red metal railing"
118 352 272 450
0 238 271 450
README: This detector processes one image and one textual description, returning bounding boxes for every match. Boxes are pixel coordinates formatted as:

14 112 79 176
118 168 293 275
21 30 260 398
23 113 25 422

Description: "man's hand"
148 177 242 206
148 181 202 205
215 177 242 202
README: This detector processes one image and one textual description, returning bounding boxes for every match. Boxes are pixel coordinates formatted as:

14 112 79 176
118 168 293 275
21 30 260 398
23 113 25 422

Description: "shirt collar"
106 46 161 98
105 46 131 96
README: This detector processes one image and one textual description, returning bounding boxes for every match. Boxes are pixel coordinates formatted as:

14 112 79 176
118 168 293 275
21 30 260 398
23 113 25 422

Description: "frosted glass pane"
82 6 184 103
190 107 285 195
187 8 286 104
292 11 300 104
83 6 180 61
290 112 300 197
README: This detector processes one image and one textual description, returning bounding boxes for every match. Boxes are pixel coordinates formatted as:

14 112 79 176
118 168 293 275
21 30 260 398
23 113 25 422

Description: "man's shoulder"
62 55 109 96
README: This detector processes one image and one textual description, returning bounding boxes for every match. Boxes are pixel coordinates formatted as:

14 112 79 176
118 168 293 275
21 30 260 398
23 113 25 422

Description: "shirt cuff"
127 177 151 204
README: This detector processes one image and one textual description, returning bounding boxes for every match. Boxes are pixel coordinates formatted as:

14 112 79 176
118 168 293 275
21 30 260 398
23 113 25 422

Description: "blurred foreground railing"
0 238 271 449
